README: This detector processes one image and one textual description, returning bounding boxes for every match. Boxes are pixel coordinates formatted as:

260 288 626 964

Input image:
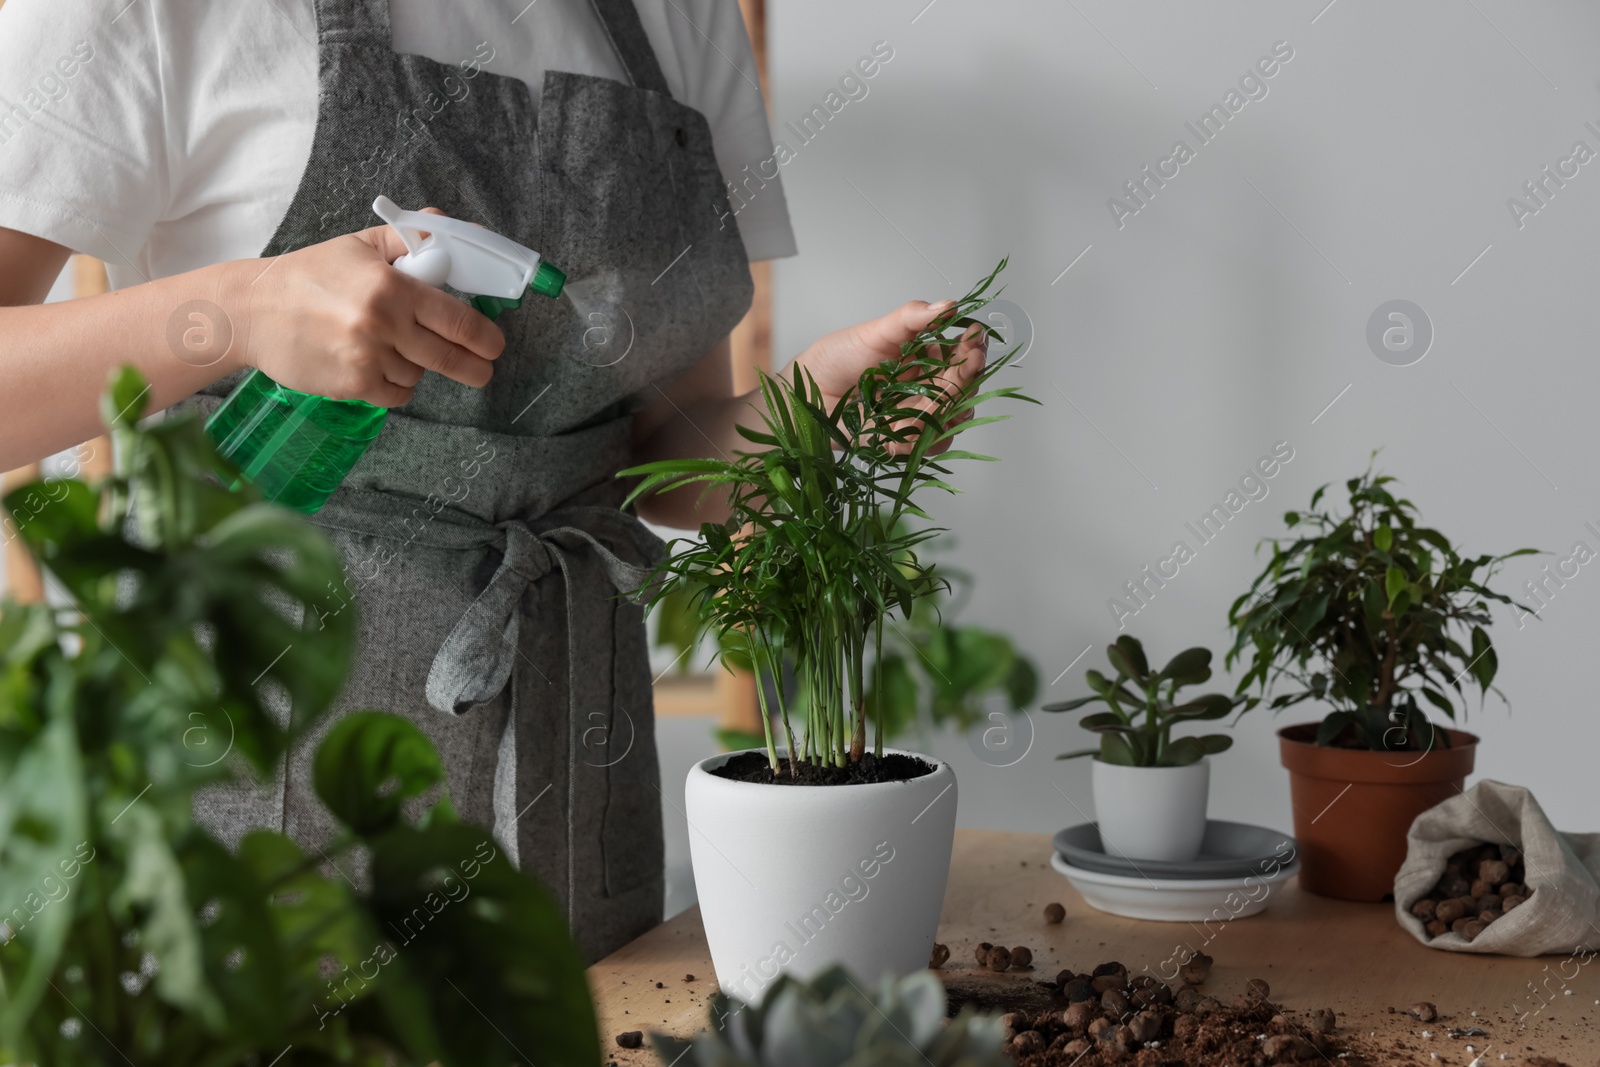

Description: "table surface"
589 829 1598 1065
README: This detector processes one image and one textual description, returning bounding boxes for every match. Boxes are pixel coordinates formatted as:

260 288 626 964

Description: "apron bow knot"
422 506 664 716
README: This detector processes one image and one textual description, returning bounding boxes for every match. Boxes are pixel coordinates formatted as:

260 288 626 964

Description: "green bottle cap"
531 260 566 299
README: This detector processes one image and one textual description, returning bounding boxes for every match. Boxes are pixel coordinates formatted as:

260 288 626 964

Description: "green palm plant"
621 262 1034 775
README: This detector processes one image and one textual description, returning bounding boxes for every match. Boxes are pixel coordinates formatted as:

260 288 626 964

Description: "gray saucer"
1052 820 1297 880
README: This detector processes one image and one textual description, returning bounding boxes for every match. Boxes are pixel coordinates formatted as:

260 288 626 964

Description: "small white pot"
1090 757 1210 862
685 749 957 1003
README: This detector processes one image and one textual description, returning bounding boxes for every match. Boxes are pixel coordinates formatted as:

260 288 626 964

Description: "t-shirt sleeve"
639 0 798 262
0 0 170 275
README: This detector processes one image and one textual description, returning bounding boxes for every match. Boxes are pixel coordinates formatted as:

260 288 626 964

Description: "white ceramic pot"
684 749 957 1003
1090 758 1210 862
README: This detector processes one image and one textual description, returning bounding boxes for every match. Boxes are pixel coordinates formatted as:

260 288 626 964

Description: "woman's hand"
630 298 990 528
789 299 988 452
227 209 506 407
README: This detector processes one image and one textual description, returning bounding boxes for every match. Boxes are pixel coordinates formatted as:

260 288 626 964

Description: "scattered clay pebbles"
1409 842 1532 942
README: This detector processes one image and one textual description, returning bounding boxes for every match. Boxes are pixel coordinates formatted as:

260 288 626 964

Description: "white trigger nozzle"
371 194 543 299
373 195 427 258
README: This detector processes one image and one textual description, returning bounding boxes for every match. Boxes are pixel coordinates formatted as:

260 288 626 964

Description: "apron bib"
182 0 751 962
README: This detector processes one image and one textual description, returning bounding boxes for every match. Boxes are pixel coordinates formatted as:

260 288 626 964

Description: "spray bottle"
205 196 566 514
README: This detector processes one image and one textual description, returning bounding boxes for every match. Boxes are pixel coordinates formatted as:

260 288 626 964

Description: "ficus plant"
1042 636 1247 766
621 261 1035 776
1225 462 1535 751
0 368 598 1066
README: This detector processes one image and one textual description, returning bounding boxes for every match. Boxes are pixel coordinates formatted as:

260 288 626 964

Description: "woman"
0 0 983 962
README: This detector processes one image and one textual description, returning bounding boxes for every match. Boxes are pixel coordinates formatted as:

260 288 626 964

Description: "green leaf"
1159 736 1206 766
1385 565 1406 606
1165 694 1237 721
1097 733 1138 765
101 364 152 429
1157 647 1211 683
314 712 447 836
2 479 100 562
1005 655 1039 710
1107 636 1147 681
1053 748 1100 761
1419 687 1455 718
1374 525 1393 552
366 821 602 1067
1469 625 1497 689
1314 711 1357 746
1079 711 1136 733
865 653 919 741
0 709 87 1038
110 799 219 1023
1084 669 1114 696
1040 695 1102 712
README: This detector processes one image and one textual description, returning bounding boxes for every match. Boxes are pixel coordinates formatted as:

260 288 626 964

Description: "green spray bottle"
206 196 566 514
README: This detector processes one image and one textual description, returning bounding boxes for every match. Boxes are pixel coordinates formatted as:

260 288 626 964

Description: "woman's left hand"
790 299 988 453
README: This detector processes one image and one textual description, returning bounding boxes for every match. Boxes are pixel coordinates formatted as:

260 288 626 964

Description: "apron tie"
423 509 663 715
310 489 665 717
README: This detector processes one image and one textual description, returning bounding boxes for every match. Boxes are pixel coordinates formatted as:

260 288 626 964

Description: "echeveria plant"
650 965 1009 1067
622 262 1034 775
1042 636 1246 766
1225 463 1533 751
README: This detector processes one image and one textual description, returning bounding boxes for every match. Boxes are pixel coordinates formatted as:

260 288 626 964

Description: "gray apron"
181 0 751 962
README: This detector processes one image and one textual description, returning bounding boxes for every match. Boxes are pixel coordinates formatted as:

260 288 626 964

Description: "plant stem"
754 639 780 775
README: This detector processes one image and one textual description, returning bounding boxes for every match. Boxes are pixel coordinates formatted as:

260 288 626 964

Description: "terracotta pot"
1278 722 1477 901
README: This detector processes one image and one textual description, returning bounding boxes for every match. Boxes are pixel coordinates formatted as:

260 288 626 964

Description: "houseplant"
1225 464 1533 899
621 261 1032 997
656 554 1039 753
0 369 598 1065
1042 636 1247 861
649 965 1008 1066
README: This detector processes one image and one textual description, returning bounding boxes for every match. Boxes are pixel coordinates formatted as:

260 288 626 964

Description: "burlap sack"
1393 780 1600 955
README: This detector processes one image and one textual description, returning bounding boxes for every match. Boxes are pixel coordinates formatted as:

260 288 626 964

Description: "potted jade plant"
0 369 598 1066
1042 637 1247 862
1226 464 1533 900
622 262 1032 1000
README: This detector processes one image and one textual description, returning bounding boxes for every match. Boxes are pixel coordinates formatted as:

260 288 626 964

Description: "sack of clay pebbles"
1394 779 1600 955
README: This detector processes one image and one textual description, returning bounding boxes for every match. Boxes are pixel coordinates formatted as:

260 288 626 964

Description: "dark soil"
942 954 1385 1066
712 750 936 786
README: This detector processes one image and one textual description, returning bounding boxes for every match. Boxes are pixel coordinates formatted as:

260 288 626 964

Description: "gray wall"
750 0 1600 839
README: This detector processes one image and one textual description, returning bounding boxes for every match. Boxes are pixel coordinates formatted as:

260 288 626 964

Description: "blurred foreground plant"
0 369 597 1065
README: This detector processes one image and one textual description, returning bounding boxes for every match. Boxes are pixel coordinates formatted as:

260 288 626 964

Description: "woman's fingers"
355 205 447 263
884 321 988 454
401 289 504 388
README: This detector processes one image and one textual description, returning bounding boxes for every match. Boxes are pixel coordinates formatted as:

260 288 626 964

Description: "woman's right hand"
229 211 507 407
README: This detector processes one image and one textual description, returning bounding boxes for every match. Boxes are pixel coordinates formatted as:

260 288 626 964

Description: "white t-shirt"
0 0 796 292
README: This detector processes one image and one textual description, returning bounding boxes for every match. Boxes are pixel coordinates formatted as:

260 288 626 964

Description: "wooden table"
590 829 1600 1064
